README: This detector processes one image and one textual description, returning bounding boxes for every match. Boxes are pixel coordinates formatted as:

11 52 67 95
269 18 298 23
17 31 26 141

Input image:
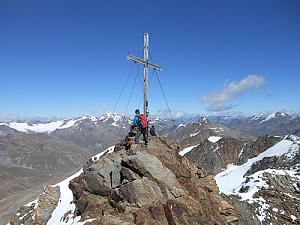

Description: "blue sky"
1 0 300 118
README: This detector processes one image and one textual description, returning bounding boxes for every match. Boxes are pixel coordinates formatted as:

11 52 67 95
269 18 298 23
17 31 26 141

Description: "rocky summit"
9 136 249 225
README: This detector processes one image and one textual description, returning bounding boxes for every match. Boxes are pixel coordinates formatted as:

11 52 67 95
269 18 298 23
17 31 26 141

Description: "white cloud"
201 74 266 112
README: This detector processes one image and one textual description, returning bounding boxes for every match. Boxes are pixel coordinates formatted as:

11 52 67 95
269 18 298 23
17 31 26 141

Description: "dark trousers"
135 127 147 144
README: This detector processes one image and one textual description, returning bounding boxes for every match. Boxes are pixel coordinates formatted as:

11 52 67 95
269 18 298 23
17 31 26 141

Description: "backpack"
138 114 148 128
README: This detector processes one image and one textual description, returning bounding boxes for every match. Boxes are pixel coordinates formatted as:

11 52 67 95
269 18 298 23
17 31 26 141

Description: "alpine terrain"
0 114 131 224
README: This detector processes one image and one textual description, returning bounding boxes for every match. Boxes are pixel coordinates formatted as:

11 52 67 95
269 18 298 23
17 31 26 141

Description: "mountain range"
1 111 300 225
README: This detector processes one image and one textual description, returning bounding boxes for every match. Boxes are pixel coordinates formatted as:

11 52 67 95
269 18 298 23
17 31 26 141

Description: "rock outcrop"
10 136 248 225
185 137 246 175
68 136 242 224
185 135 282 175
10 185 60 225
215 135 300 225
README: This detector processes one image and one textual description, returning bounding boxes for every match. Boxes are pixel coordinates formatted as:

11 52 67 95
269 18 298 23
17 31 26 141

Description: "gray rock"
120 167 141 182
83 172 122 203
89 154 124 188
123 152 176 190
34 185 60 225
118 177 163 205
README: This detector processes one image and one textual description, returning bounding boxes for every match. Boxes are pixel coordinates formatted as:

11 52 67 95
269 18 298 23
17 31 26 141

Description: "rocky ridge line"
9 136 255 225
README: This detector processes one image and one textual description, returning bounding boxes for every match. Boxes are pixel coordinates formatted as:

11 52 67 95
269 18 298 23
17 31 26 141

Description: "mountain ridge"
9 137 250 225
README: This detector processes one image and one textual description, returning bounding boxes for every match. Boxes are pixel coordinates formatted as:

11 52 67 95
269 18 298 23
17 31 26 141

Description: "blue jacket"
132 115 140 127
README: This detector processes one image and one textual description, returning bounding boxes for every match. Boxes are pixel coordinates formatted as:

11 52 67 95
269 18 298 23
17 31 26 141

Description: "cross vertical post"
143 33 149 118
127 32 162 124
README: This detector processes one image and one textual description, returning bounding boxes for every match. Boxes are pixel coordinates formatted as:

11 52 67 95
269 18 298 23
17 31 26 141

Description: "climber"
150 125 157 136
132 109 148 146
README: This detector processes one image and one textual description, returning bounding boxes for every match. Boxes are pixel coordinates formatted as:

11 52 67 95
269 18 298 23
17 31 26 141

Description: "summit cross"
127 33 162 119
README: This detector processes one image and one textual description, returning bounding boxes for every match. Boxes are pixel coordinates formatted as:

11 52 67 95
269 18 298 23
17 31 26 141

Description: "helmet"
135 109 140 114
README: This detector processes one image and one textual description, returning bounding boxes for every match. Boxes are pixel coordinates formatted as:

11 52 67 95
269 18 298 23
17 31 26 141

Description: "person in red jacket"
133 109 148 146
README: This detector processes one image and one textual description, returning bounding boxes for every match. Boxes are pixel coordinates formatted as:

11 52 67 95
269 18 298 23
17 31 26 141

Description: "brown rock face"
185 136 282 176
10 185 60 225
185 138 246 175
67 136 243 225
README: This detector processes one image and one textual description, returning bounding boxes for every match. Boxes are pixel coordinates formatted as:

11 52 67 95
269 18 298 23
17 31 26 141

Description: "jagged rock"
186 138 246 175
83 172 115 197
10 185 60 225
12 136 246 225
238 136 281 165
33 185 61 225
118 177 163 205
223 195 261 225
185 135 282 176
120 166 141 182
67 136 243 224
122 152 177 192
88 153 125 188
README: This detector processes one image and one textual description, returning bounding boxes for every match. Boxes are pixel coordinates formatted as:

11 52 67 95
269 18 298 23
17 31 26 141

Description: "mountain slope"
0 132 95 225
183 135 281 175
0 113 132 224
9 137 254 225
177 133 300 224
159 117 255 149
211 112 300 137
214 135 300 224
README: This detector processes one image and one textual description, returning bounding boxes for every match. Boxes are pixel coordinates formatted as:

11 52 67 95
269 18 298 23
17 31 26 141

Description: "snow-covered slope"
179 144 199 156
215 135 300 223
179 135 223 156
0 114 129 134
46 146 115 225
258 112 289 124
208 136 222 143
0 119 79 133
210 111 300 137
215 137 298 194
10 146 115 225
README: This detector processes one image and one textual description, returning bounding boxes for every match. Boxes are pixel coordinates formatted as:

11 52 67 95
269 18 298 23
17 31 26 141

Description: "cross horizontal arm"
127 55 162 71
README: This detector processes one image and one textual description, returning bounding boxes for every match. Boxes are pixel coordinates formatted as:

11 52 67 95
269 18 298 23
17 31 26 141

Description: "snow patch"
259 112 277 124
210 127 224 133
99 113 126 127
190 131 200 137
251 114 264 121
208 136 222 143
0 118 81 133
179 145 199 156
291 215 297 222
272 208 278 212
0 114 129 133
215 137 300 222
177 124 185 129
92 146 115 161
45 146 115 225
215 139 297 194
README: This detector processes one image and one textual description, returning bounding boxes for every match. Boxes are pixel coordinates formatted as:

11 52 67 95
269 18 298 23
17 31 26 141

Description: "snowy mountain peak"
99 113 126 121
251 113 265 121
0 113 131 134
259 111 291 124
0 119 79 133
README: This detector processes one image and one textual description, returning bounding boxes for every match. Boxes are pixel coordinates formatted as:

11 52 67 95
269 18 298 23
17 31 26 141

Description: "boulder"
34 185 60 225
118 177 164 205
11 185 61 225
122 152 177 191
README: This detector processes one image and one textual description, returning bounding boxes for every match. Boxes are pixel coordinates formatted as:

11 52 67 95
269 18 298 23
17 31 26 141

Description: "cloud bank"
201 74 266 112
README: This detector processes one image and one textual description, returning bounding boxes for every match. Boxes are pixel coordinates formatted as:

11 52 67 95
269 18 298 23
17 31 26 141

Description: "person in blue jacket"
132 109 140 128
131 109 148 146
